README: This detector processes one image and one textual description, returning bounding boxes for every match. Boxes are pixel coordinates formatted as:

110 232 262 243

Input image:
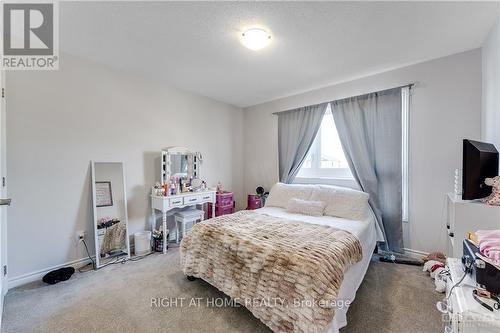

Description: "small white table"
151 190 216 253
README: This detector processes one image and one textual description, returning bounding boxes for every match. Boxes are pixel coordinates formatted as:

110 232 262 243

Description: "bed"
181 183 384 333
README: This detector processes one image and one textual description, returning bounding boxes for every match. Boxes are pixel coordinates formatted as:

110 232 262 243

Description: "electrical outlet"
76 230 86 242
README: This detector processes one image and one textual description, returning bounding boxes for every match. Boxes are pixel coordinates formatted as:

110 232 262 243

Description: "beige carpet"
2 248 443 333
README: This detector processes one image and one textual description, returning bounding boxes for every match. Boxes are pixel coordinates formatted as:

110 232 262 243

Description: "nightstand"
445 193 500 258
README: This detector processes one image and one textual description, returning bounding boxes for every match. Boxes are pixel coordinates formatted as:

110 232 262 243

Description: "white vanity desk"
151 190 216 253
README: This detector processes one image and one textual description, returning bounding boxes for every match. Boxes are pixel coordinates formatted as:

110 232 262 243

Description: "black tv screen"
462 139 499 200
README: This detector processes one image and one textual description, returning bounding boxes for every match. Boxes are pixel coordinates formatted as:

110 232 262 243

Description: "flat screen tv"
462 139 499 200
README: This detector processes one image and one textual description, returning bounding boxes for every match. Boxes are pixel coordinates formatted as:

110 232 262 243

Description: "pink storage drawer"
207 203 234 219
247 195 262 210
216 192 233 207
217 205 234 216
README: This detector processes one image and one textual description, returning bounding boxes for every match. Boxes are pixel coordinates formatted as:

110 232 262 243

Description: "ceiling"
60 1 500 108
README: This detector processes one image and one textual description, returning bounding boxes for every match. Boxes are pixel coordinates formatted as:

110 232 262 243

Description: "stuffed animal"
482 176 500 206
424 251 446 264
434 268 448 293
423 258 448 293
423 260 445 275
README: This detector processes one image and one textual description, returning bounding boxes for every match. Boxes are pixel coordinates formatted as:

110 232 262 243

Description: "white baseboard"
404 248 429 259
8 256 93 290
7 246 428 289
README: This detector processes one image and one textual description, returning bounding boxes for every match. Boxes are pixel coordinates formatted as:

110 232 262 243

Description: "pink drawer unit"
247 195 262 210
207 203 234 219
216 205 234 216
216 191 233 207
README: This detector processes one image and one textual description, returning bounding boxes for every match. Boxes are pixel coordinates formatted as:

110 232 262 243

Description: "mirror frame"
91 161 131 269
161 146 202 184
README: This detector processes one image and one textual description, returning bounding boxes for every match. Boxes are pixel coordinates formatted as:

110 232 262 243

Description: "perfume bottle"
163 182 170 196
175 179 181 194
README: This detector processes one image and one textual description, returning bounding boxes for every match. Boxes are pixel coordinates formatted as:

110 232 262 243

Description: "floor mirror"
91 161 131 268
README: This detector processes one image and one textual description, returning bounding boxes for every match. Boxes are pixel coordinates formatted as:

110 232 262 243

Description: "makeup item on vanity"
217 181 223 193
152 182 163 196
175 178 180 195
162 182 170 196
191 178 203 192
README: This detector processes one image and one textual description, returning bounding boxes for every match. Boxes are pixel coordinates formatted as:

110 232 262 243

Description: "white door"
0 70 8 324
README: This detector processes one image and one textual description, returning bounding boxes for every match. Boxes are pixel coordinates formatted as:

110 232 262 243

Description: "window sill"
294 177 359 189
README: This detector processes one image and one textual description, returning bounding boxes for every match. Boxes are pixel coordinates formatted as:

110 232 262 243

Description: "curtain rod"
272 82 416 115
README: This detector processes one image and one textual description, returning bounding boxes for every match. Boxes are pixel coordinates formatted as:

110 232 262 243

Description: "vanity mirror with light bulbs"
152 147 216 254
161 147 202 185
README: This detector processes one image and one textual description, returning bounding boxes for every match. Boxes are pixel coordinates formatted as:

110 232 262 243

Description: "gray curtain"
278 103 328 183
331 88 403 252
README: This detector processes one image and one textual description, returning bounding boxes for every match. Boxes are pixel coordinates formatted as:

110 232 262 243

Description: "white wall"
6 53 244 283
4 45 486 282
482 17 500 152
243 49 482 254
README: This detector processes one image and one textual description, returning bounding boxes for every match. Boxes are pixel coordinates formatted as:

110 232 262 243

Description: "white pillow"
310 185 370 220
265 183 316 208
285 198 326 216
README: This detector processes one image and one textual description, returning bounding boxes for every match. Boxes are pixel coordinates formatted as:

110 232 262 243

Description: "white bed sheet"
254 207 378 333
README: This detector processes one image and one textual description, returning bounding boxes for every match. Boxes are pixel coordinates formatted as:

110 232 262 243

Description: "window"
296 88 410 222
296 104 353 180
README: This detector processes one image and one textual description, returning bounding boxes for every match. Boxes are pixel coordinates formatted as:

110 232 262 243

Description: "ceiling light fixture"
241 28 271 51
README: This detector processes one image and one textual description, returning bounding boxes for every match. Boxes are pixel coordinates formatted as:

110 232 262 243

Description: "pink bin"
247 195 262 210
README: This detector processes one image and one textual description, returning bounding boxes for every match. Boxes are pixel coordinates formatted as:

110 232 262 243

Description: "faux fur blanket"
180 210 363 333
100 221 127 255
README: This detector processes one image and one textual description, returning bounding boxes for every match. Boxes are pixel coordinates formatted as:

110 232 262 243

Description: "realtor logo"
1 2 59 70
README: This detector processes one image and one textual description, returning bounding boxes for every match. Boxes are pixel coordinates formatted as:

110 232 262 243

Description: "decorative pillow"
285 198 326 216
265 183 316 208
310 185 370 220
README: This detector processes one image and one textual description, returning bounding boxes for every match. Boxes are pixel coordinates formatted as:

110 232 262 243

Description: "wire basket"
152 233 168 252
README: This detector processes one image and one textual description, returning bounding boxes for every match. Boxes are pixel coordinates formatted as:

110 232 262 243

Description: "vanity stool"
175 209 205 243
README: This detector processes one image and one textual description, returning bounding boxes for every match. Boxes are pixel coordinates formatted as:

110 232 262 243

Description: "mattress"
254 207 379 333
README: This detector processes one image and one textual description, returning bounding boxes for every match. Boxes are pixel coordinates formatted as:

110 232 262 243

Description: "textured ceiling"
60 1 500 107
